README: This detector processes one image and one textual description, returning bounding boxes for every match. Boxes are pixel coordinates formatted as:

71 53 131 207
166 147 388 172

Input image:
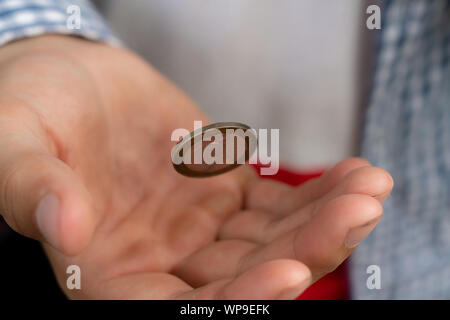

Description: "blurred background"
98 0 369 170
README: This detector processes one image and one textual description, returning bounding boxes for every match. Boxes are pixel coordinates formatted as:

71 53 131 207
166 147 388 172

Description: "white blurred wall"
103 0 363 169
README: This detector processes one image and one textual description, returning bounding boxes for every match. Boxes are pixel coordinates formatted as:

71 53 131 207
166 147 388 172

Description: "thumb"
0 125 97 256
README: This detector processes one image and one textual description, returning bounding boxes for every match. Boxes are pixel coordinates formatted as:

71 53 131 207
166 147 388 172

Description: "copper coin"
171 122 257 178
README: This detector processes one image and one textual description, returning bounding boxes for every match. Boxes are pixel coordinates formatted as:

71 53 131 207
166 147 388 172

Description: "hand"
0 36 393 299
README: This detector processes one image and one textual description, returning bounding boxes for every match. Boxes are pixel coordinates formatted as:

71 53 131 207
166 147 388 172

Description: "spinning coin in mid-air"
171 122 258 178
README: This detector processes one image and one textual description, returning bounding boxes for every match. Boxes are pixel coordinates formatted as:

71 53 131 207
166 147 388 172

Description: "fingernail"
35 193 61 250
344 217 380 248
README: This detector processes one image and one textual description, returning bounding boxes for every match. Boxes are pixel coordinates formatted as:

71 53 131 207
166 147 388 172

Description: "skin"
0 35 393 299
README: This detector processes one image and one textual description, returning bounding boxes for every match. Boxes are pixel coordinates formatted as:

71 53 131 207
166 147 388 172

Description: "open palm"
0 36 393 299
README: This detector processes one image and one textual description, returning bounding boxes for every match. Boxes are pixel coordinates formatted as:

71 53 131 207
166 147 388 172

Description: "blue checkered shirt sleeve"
351 0 450 299
0 0 120 47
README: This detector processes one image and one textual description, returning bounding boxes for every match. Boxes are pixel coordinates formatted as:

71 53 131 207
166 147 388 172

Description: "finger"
219 165 393 243
172 239 258 287
84 272 193 299
335 166 394 202
175 259 311 300
271 157 372 216
182 194 382 286
0 110 97 255
219 158 372 242
92 260 310 300
240 194 383 280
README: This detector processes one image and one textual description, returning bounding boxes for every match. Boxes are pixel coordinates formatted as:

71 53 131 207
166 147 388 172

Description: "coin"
171 122 258 178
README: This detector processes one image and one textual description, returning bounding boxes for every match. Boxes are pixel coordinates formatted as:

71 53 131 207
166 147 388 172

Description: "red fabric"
253 164 350 300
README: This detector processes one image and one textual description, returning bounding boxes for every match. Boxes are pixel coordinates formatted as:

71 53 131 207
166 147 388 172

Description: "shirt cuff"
0 0 122 47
